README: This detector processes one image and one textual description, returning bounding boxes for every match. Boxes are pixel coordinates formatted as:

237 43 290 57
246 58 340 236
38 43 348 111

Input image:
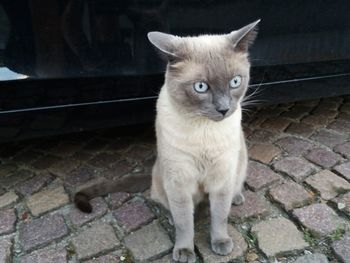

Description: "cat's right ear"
147 32 181 62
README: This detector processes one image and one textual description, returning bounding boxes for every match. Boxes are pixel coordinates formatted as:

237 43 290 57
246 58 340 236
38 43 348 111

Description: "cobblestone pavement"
0 95 350 263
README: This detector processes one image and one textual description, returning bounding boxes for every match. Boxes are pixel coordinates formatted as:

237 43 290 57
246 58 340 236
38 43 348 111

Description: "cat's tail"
74 174 152 213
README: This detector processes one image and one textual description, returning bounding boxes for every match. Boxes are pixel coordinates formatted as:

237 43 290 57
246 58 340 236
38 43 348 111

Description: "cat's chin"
205 115 228 122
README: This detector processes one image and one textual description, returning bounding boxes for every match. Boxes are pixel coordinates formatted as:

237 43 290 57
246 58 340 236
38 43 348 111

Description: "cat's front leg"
209 189 234 255
167 186 196 263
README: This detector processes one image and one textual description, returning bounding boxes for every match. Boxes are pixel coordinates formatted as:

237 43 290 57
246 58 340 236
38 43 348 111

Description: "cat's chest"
160 119 240 159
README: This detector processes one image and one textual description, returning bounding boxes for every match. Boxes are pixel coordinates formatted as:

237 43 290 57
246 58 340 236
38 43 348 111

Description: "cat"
74 19 259 263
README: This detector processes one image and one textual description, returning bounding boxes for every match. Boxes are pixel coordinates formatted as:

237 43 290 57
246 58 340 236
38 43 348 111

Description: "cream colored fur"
151 85 248 262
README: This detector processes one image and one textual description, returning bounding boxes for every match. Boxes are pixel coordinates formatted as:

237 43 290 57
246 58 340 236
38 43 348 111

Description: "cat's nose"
217 108 229 116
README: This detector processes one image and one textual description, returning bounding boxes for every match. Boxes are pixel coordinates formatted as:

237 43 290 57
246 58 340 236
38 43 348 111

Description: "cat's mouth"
205 111 233 122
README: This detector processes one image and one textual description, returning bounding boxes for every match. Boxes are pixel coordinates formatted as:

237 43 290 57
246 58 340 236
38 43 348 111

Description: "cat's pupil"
199 83 203 89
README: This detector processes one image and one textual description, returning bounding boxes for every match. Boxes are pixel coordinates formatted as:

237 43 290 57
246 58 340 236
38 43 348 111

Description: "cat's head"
147 20 260 121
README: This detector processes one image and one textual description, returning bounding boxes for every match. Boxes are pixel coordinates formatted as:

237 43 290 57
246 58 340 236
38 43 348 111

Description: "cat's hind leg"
232 130 248 206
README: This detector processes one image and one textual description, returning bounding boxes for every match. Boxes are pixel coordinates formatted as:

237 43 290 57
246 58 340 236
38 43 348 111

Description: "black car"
0 0 349 142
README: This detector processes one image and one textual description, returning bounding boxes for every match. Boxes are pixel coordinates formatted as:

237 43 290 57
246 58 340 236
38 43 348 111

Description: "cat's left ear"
228 19 261 52
147 31 182 61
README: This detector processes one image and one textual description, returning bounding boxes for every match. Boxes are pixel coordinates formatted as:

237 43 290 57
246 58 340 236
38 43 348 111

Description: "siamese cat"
75 20 260 263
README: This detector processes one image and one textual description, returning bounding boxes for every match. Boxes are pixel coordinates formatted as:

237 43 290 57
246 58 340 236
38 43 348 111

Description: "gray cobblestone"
19 214 68 251
305 170 350 200
251 217 308 257
0 238 12 263
124 220 173 261
19 248 67 263
72 223 119 260
293 204 346 237
273 157 316 182
0 208 16 235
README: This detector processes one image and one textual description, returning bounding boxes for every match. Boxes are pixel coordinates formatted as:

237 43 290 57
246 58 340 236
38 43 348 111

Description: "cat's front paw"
232 193 245 206
173 247 196 263
211 237 234 255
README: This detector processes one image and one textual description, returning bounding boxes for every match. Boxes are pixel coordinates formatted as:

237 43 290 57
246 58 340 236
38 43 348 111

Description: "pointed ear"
229 19 260 52
147 31 181 61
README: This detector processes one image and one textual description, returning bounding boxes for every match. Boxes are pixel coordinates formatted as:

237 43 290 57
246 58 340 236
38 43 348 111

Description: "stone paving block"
108 192 131 209
72 223 119 260
71 151 93 162
0 164 17 177
332 192 350 215
104 160 134 180
305 148 343 168
16 172 53 196
248 144 281 164
49 141 82 157
269 180 313 211
332 233 350 263
82 138 109 152
230 191 271 221
0 208 16 235
247 130 276 142
12 150 43 165
341 103 350 113
85 253 122 263
302 115 331 127
312 108 338 119
275 137 313 156
334 162 350 181
293 204 346 237
328 120 350 134
0 238 12 263
124 220 173 262
63 165 96 187
251 217 308 257
286 122 315 137
260 117 291 132
249 116 266 128
19 248 67 263
88 152 120 168
310 129 348 148
124 145 154 162
292 253 329 263
305 170 350 200
0 169 34 189
259 107 285 117
245 161 281 191
113 199 155 232
195 224 247 263
0 191 18 209
337 112 350 122
19 214 68 251
49 159 81 177
282 107 311 120
334 142 350 158
68 197 108 227
31 155 61 170
273 157 316 182
151 255 172 263
27 186 69 216
104 138 133 153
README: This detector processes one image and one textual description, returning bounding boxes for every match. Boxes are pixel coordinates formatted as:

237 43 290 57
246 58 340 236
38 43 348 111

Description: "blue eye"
229 75 242 89
193 82 209 93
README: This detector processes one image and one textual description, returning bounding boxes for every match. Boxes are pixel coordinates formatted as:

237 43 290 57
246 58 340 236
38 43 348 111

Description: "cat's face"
148 20 259 121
